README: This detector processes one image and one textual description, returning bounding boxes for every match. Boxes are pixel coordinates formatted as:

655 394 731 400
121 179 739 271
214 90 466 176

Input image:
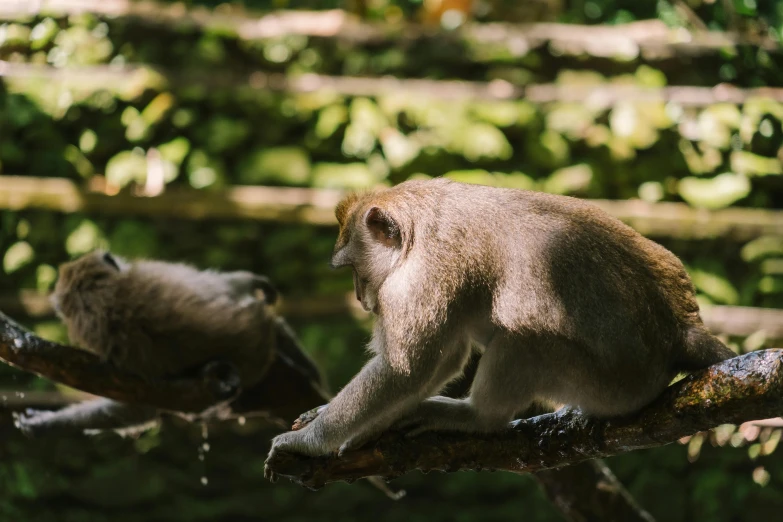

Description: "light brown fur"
266 178 735 464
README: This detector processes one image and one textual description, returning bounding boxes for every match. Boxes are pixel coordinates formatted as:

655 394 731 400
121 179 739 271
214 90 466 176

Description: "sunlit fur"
267 178 736 458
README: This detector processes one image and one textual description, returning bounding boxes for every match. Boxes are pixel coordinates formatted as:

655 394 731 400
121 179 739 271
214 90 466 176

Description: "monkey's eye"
102 252 120 271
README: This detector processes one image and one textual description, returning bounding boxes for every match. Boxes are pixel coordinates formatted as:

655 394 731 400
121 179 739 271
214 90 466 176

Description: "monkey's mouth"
352 271 374 313
352 270 365 306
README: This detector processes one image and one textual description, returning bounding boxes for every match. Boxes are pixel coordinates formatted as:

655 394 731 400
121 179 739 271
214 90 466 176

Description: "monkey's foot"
291 404 327 431
392 396 486 437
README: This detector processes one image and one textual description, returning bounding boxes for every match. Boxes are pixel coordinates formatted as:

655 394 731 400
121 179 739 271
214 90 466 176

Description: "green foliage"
238 147 311 185
0 3 783 521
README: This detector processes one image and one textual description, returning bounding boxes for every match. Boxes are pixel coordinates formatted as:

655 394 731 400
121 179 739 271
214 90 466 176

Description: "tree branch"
0 310 327 420
264 349 783 489
536 460 656 522
0 311 218 412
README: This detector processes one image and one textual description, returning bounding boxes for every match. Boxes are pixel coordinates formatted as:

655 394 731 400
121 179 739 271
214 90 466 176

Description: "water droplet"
202 442 210 452
201 424 209 440
238 416 246 426
19 393 24 399
198 454 205 462
200 476 208 486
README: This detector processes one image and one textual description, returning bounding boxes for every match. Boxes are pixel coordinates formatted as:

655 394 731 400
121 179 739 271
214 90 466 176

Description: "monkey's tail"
676 325 737 372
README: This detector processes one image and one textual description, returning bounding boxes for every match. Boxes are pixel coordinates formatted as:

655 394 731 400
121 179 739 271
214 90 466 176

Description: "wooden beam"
0 1 777 59
3 61 783 107
2 175 782 240
3 288 782 341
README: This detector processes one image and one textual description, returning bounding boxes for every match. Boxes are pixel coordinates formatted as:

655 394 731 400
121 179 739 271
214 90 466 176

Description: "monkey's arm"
265 350 443 465
14 398 159 437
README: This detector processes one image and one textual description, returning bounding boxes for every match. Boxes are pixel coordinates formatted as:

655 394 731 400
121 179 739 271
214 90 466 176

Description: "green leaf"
543 164 593 195
3 241 34 274
36 264 57 293
730 151 783 177
741 236 783 263
759 276 783 295
105 150 148 188
678 173 750 209
315 104 347 139
29 18 58 50
689 265 740 305
237 147 310 186
65 220 105 256
456 123 513 161
140 93 175 125
379 129 419 169
158 137 191 166
471 102 523 128
311 163 377 189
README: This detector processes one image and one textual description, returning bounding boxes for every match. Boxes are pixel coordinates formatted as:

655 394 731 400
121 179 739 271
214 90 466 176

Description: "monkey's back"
393 179 706 405
107 262 274 383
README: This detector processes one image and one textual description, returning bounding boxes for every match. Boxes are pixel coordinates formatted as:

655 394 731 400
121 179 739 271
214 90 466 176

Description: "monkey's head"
331 191 410 314
51 250 126 322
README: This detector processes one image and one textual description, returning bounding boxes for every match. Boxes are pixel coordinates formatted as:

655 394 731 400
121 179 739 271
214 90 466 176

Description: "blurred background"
1 0 783 520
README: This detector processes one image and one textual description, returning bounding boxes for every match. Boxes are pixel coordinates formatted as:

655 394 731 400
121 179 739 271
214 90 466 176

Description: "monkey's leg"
398 334 537 436
14 398 159 437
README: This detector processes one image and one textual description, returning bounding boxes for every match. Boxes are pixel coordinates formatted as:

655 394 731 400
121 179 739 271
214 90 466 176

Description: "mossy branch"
265 349 783 489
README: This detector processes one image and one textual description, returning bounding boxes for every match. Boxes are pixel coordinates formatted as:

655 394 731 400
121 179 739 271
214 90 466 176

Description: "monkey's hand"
264 423 335 482
13 409 61 437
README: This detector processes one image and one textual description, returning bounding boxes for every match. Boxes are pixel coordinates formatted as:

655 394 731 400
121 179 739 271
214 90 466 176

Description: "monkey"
49 250 278 380
15 250 322 436
265 177 736 465
13 251 406 499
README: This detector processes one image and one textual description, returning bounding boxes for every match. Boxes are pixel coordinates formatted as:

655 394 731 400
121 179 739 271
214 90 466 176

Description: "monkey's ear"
102 252 121 271
253 275 279 305
365 207 401 248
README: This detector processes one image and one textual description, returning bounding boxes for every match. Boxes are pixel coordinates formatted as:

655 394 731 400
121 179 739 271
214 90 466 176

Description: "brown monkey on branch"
15 251 321 435
265 178 735 470
12 252 404 499
50 251 278 380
